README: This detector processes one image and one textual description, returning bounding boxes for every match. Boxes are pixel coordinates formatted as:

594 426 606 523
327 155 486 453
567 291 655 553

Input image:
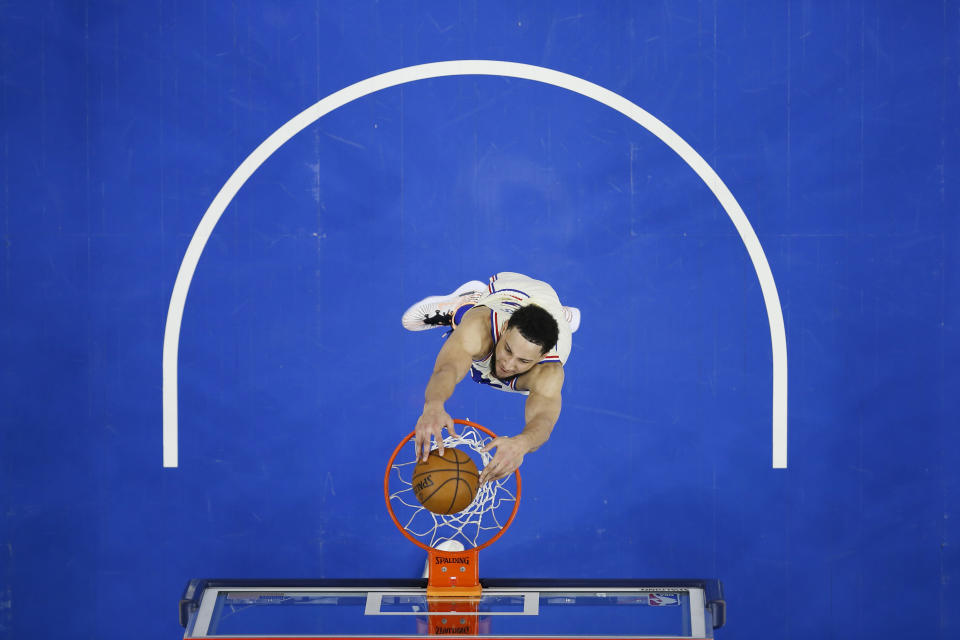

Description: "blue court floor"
1 2 958 639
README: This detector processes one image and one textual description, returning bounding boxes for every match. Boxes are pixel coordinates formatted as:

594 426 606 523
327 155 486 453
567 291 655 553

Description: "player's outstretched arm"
414 309 487 461
519 364 564 451
480 364 564 483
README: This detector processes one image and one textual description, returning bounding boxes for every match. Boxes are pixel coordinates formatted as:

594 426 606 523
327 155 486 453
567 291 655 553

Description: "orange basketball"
412 448 479 514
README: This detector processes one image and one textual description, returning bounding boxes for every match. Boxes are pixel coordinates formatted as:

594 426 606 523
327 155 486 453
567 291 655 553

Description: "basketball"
412 448 479 514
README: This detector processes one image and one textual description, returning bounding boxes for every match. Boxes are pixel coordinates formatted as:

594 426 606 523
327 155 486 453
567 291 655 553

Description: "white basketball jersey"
468 273 572 395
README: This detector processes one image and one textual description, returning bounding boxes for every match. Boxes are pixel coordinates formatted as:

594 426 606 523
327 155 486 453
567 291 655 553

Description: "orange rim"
383 418 522 552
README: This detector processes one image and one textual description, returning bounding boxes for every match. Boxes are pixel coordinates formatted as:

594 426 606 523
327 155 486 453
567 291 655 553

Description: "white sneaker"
563 306 580 333
402 281 487 331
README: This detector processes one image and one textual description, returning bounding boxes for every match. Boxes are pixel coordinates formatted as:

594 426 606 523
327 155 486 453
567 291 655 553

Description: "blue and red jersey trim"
488 275 530 301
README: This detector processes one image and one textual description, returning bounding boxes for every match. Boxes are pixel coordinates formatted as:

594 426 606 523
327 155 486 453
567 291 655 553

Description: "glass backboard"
180 579 725 639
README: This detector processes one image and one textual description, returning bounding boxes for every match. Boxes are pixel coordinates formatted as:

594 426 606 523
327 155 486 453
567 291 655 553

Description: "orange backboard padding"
426 547 481 597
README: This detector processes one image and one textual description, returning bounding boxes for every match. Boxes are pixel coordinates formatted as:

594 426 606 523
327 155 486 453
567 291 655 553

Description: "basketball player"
402 273 580 484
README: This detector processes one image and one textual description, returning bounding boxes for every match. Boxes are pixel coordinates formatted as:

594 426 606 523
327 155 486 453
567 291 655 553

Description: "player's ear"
500 320 509 335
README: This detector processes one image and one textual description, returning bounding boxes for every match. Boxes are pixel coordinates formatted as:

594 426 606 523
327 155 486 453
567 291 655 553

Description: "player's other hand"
414 404 457 462
479 434 530 484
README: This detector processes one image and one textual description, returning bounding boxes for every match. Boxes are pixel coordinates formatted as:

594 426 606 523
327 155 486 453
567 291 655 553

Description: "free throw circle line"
162 60 787 469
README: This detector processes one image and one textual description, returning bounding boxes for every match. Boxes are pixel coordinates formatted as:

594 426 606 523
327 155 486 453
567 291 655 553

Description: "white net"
388 426 518 550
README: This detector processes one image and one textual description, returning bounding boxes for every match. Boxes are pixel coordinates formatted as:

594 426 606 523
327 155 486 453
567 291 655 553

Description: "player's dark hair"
506 304 559 354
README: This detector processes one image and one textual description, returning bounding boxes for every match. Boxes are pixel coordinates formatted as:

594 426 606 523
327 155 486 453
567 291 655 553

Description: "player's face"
493 327 545 379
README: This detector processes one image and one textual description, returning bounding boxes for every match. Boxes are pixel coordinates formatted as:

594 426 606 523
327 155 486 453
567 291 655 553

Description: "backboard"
179 578 725 639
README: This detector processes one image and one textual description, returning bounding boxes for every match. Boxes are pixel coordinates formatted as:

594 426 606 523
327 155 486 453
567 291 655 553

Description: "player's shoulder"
448 306 493 358
519 361 564 394
458 304 491 328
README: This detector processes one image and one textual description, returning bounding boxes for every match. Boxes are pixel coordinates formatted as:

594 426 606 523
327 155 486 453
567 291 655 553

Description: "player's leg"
401 280 487 331
488 272 579 333
562 306 580 333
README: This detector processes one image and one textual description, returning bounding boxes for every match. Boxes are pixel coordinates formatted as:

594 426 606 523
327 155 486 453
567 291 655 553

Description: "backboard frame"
180 578 725 639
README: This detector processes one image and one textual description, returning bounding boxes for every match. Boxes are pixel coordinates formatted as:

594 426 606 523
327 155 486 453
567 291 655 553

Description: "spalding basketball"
412 448 479 514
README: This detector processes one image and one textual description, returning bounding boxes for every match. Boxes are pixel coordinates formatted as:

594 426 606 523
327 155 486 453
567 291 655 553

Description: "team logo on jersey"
470 366 503 388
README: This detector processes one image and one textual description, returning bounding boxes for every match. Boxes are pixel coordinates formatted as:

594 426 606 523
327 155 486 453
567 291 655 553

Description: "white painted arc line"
162 60 788 469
